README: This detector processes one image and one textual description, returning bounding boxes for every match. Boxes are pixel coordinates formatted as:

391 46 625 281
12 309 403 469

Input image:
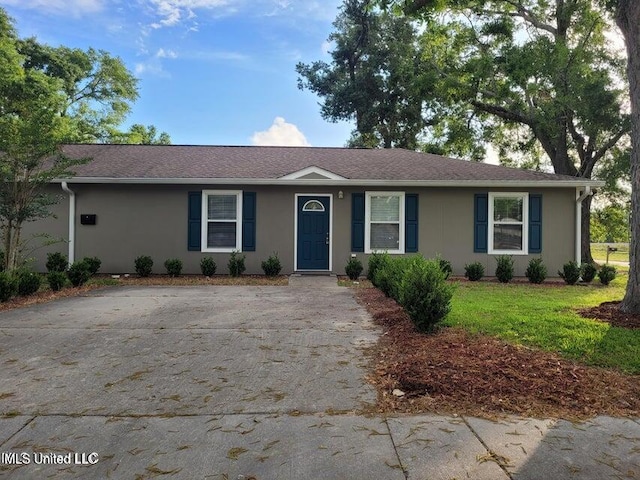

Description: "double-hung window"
201 190 242 252
488 192 528 255
365 192 405 254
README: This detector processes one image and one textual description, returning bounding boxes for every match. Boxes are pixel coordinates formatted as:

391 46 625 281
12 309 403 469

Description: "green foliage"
367 252 387 281
296 0 428 149
580 263 598 283
559 261 581 285
438 258 452 279
46 252 68 272
464 262 484 281
598 265 617 286
47 271 67 291
67 261 91 287
228 251 246 277
261 253 282 277
164 258 183 277
134 255 153 277
200 257 217 277
109 124 171 145
525 258 547 284
399 257 455 332
81 256 101 275
373 256 412 299
445 279 640 373
495 255 514 283
590 203 630 243
0 271 16 301
16 270 41 296
345 257 363 280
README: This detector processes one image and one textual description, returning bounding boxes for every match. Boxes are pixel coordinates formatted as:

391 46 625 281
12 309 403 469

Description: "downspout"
575 186 593 265
61 182 75 265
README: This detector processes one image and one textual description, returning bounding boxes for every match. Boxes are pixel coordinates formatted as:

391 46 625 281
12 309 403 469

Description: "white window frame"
488 192 528 255
365 191 405 254
201 190 243 253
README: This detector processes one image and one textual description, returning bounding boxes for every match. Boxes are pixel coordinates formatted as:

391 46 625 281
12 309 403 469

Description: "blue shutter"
474 193 488 253
242 192 256 252
351 193 365 252
529 194 542 254
405 194 419 253
188 191 201 251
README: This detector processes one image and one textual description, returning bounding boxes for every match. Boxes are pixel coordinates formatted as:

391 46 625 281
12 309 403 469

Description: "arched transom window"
302 200 325 212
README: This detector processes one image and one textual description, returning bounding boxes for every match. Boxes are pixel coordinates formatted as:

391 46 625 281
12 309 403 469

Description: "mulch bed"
356 287 640 420
578 301 640 329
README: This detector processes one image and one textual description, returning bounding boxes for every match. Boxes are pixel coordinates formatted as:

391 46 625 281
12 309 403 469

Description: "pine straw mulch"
356 287 640 420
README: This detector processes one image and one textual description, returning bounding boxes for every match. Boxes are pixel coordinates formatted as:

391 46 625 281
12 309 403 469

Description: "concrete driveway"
1 277 638 479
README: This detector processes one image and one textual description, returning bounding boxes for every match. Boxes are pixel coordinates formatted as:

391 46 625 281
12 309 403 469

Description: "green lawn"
591 243 629 263
444 274 640 374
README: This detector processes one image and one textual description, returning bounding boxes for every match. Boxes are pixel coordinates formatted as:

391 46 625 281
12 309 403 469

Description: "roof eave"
53 177 606 188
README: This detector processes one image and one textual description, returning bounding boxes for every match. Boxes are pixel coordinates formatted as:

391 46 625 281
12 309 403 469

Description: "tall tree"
611 0 640 313
17 37 138 143
296 0 428 149
0 9 86 271
378 0 630 263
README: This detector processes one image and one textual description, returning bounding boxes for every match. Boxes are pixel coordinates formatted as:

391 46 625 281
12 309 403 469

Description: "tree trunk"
617 0 640 313
581 196 594 264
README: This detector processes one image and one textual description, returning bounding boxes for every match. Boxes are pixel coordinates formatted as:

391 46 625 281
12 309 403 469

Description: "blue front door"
297 196 330 270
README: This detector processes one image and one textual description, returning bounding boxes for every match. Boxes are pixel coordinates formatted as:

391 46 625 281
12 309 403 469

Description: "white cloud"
156 48 178 58
147 0 229 28
251 117 310 146
321 40 333 55
0 0 103 15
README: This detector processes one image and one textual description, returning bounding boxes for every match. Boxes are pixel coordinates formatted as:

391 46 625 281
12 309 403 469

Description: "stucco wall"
22 184 576 276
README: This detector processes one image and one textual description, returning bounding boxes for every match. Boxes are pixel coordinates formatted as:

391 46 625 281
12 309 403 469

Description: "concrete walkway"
0 279 638 479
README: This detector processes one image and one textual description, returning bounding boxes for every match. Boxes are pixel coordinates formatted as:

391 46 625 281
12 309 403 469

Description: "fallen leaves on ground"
356 287 640 420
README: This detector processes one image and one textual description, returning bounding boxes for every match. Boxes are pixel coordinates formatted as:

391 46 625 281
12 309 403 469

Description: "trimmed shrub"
0 272 17 302
200 257 217 276
525 258 547 284
164 258 183 277
17 271 41 296
374 256 412 300
495 255 514 283
464 262 484 281
580 263 598 283
598 265 617 286
67 261 91 287
399 257 455 332
47 271 67 292
367 252 388 282
262 253 282 277
558 261 581 285
438 258 452 279
345 257 363 280
82 256 101 276
46 252 68 272
134 255 153 277
228 251 246 277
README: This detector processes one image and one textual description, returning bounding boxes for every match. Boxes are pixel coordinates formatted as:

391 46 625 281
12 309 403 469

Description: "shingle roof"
60 144 596 185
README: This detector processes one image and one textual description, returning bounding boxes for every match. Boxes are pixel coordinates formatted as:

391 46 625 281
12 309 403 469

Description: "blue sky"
0 0 353 146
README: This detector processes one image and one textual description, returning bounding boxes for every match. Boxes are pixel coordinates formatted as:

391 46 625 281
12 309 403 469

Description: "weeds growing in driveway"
444 274 640 373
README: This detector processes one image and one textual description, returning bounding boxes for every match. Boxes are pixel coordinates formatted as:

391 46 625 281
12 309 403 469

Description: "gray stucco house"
28 144 602 276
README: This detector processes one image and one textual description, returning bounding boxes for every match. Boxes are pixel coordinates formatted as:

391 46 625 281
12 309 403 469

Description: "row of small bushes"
462 256 616 285
0 252 103 302
133 251 283 278
366 253 455 332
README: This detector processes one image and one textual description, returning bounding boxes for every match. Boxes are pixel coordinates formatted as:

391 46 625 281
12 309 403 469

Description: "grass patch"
591 243 629 263
444 274 640 374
